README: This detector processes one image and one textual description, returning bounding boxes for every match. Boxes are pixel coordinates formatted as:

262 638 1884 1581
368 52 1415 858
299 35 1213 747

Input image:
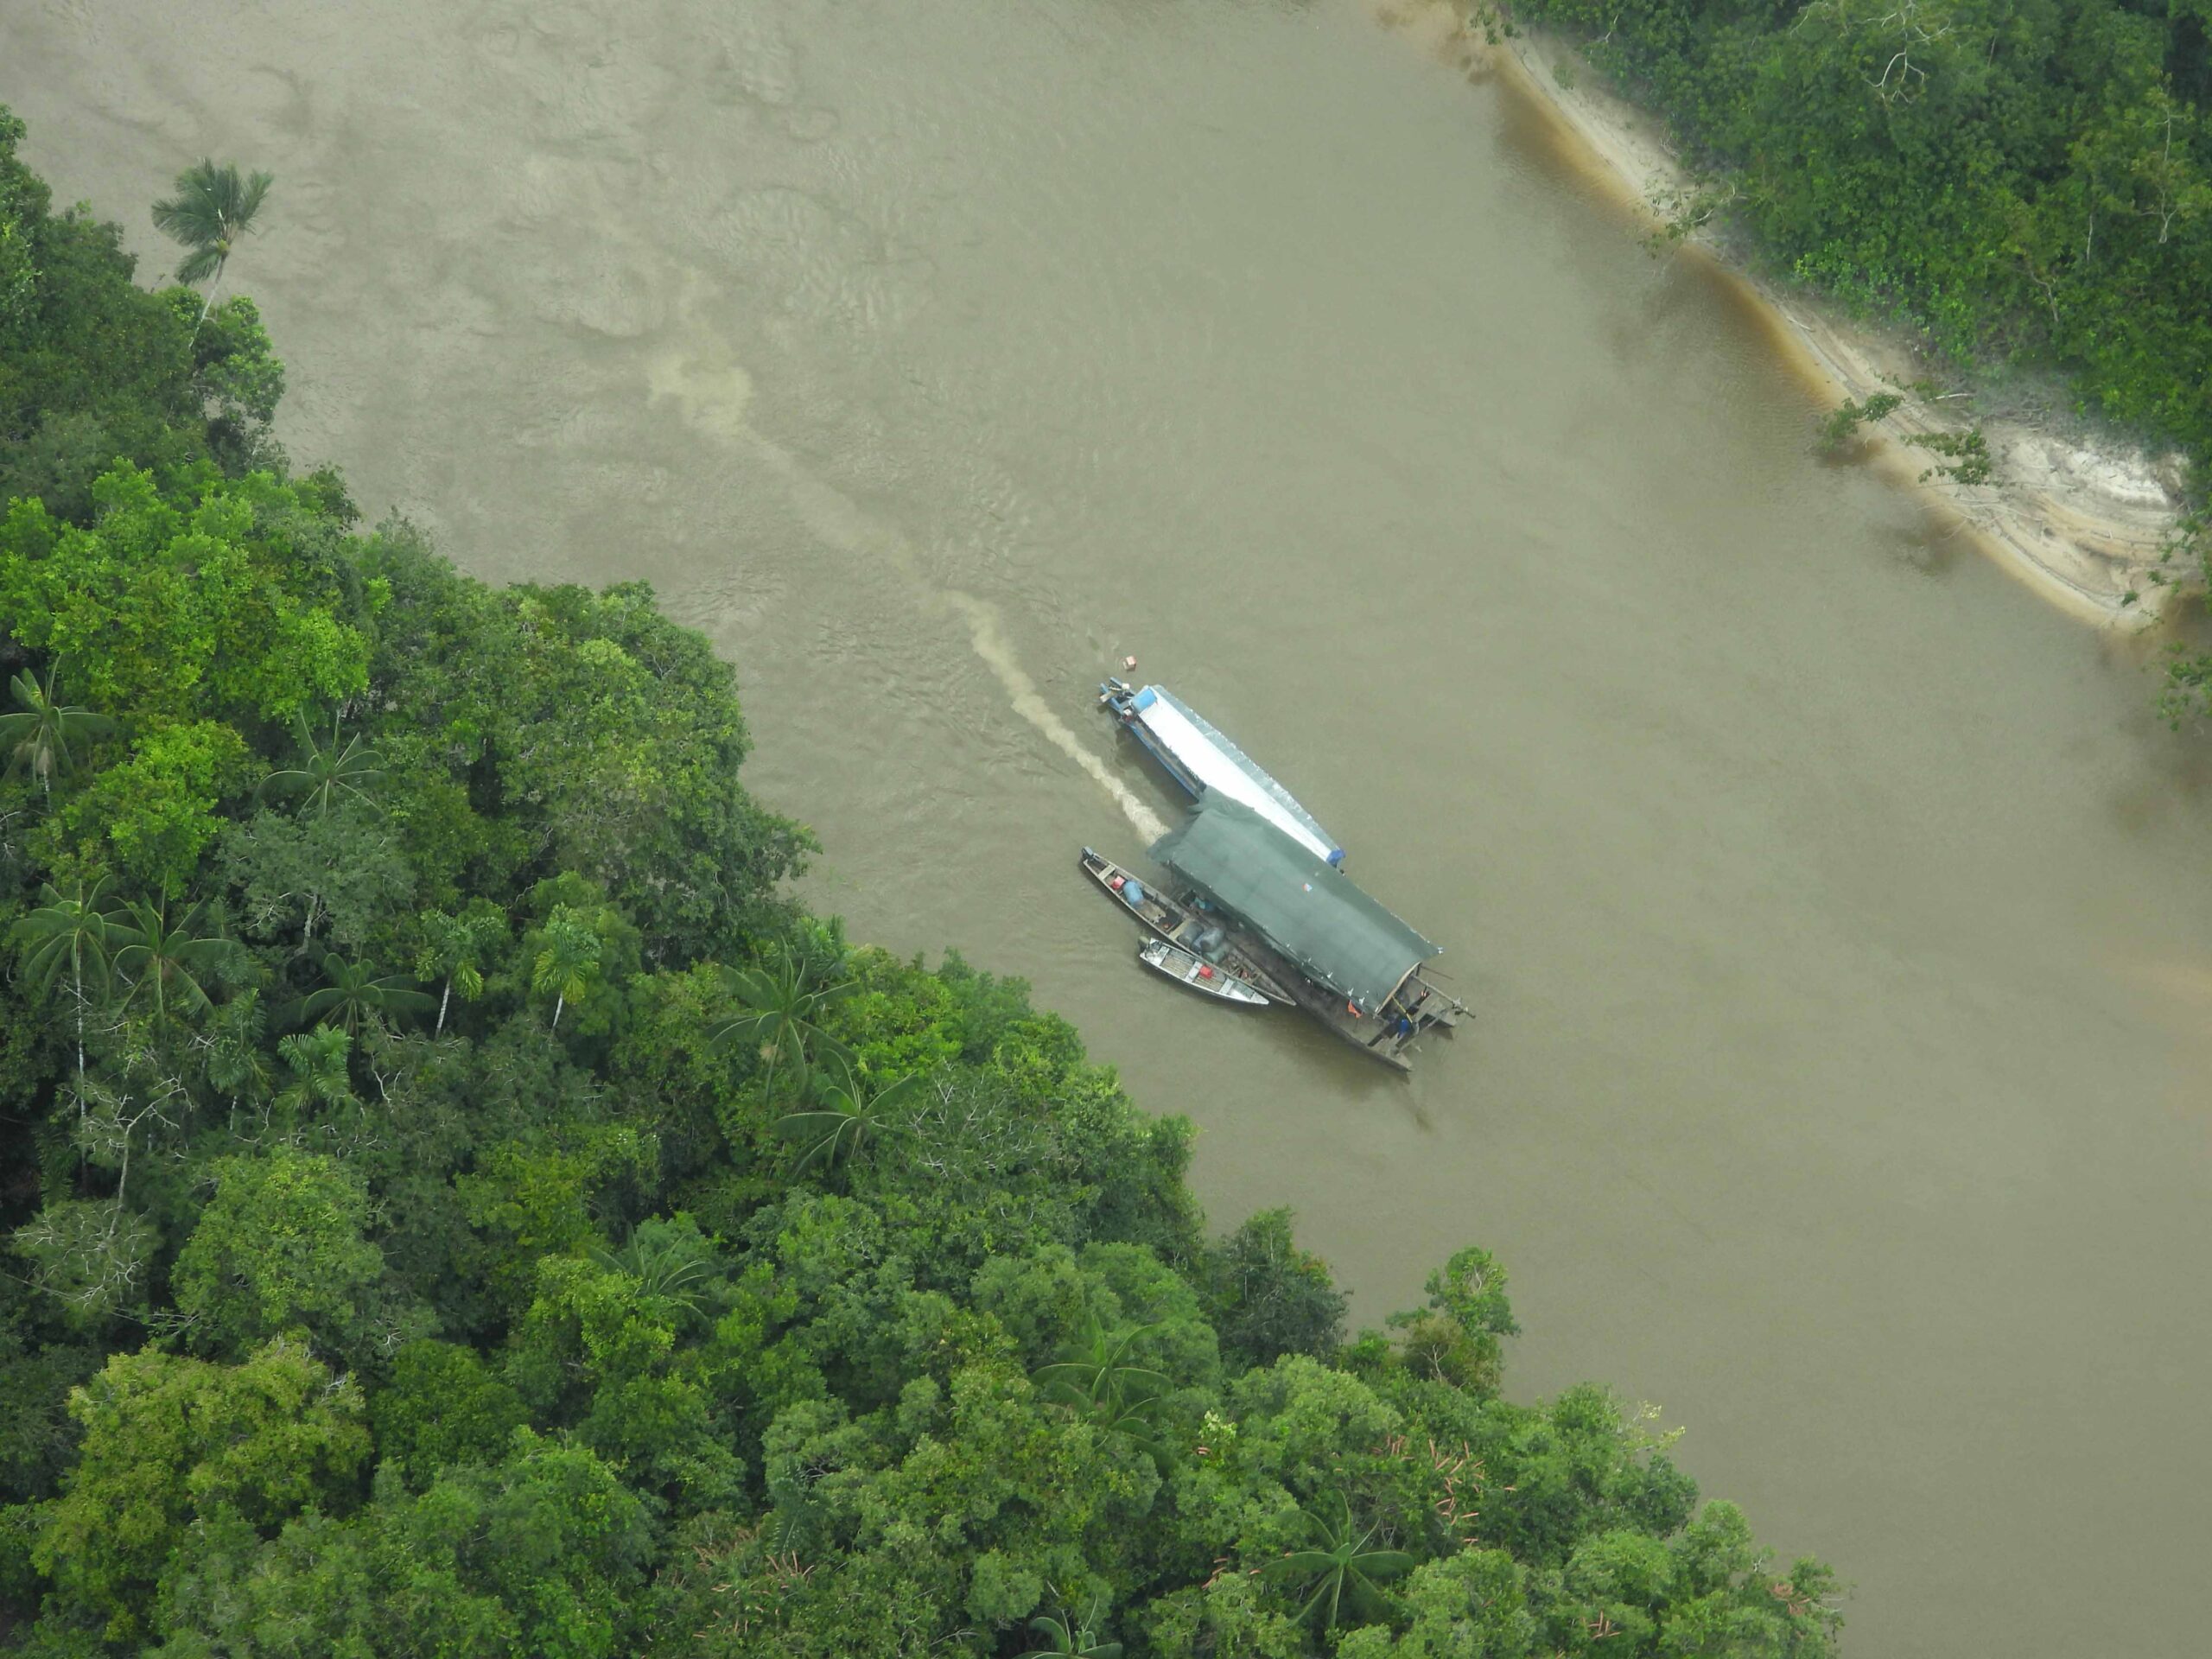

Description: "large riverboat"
1098 677 1344 865
1147 796 1465 1071
1090 675 1469 1070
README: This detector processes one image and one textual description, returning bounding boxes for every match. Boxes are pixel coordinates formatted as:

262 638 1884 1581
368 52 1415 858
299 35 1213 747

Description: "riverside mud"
1444 8 2189 620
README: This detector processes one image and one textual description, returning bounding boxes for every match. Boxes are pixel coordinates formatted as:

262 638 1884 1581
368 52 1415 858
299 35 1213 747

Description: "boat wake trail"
743 431 1170 844
940 589 1171 842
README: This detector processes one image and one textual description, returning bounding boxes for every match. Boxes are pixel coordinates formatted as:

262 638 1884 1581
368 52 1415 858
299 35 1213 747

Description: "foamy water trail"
741 430 1169 843
939 590 1171 842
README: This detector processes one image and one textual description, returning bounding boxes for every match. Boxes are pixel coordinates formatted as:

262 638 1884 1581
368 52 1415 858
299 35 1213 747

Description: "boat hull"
1098 678 1344 865
1138 938 1270 1006
1078 846 1293 1001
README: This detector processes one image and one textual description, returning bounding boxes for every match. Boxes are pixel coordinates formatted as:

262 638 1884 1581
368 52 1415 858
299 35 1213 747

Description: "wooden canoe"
1138 937 1271 1006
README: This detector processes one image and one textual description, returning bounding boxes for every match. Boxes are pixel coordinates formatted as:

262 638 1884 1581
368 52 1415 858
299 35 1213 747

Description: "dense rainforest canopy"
1503 0 2212 471
0 108 1840 1656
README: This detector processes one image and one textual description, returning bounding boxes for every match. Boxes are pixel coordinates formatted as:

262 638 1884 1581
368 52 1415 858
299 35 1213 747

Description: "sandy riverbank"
1370 1 2191 626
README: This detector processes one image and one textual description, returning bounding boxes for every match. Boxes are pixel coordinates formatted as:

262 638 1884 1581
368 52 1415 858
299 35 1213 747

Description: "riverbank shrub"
1503 0 2212 474
0 108 1840 1656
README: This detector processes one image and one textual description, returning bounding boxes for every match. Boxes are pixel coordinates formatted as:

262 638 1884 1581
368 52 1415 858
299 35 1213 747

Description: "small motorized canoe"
1080 845 1185 938
1138 937 1271 1007
1078 846 1292 1000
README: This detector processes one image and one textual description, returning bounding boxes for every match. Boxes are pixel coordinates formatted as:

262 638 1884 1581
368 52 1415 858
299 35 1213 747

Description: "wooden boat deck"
1205 920 1419 1070
1180 902 1467 1072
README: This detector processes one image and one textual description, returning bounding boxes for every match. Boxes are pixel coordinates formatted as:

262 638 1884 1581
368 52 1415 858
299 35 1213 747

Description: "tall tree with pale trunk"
151 158 273 335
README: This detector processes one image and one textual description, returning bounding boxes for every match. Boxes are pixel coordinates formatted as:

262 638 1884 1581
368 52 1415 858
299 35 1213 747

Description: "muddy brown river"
9 0 2211 1650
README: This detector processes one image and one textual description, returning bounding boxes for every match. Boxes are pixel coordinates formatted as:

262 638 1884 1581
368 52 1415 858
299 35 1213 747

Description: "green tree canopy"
1510 0 2212 465
171 1148 389 1359
33 1338 369 1644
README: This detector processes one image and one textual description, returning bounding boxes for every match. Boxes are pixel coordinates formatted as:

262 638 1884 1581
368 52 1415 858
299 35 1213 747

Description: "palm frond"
1 666 114 787
773 1109 858 1177
150 175 225 244
174 245 224 286
235 168 275 223
590 1229 719 1314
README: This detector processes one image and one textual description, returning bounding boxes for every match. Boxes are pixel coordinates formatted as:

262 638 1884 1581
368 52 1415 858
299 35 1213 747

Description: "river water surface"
9 1 2212 1651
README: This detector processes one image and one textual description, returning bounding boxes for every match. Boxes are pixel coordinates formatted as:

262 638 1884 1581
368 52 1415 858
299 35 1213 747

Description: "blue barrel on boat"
1123 879 1145 906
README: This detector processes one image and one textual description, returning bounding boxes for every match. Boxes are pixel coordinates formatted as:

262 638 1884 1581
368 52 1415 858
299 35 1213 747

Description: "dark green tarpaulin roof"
1150 795 1440 1011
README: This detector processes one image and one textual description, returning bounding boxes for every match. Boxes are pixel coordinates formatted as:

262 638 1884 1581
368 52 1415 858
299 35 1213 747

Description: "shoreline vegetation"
0 105 1847 1657
1368 0 2198 626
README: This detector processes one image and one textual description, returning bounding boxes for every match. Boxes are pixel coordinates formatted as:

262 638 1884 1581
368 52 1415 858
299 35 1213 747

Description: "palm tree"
774 1063 925 1179
274 1026 354 1115
296 952 433 1037
1259 1491 1415 1630
1033 1314 1172 1452
150 158 273 333
257 709 382 818
531 908 601 1032
709 943 853 1097
591 1224 720 1319
0 666 113 794
1017 1604 1122 1659
10 874 122 1084
201 989 275 1108
413 907 503 1036
110 899 236 1024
